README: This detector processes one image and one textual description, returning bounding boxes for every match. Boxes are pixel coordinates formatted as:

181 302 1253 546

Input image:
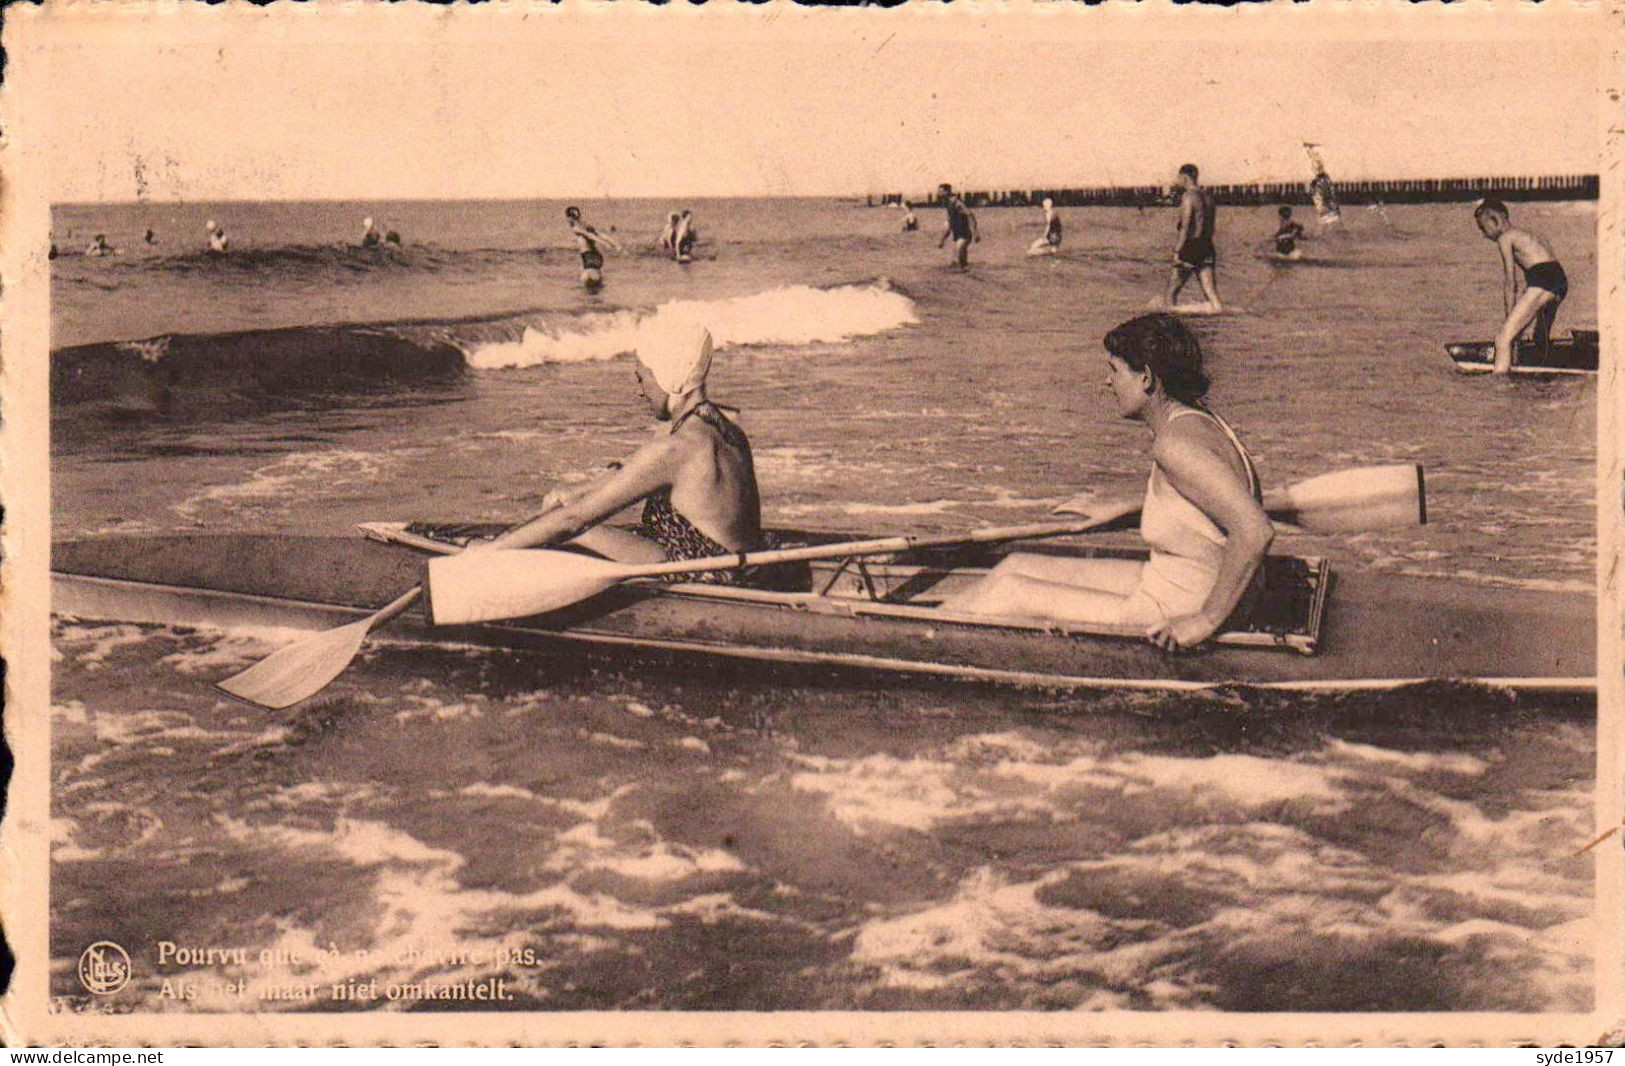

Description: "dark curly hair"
1103 313 1211 405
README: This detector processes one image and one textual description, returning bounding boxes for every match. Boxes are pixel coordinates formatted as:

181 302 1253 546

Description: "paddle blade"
1266 463 1425 533
217 617 376 709
426 549 627 625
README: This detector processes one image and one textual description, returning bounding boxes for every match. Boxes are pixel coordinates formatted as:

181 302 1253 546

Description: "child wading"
1474 198 1567 374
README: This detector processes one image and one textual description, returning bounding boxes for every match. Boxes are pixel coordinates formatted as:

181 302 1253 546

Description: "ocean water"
49 197 1597 1012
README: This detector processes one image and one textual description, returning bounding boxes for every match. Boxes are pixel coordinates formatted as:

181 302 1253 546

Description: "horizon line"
53 172 1602 209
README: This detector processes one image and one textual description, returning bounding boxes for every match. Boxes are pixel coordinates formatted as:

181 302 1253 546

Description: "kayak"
51 524 1595 692
1444 330 1598 376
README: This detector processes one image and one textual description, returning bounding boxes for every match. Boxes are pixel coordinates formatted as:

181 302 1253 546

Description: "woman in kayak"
482 322 763 582
943 313 1273 651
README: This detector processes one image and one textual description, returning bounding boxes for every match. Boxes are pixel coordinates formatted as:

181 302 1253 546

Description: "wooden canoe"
51 526 1595 692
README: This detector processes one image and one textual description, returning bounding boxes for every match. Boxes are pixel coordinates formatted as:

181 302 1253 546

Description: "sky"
13 5 1605 202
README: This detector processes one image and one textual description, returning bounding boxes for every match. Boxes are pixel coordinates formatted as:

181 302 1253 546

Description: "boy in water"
675 210 697 262
936 183 978 268
1164 164 1221 311
1270 206 1305 259
565 205 621 292
1474 198 1567 374
900 202 919 232
1027 197 1062 256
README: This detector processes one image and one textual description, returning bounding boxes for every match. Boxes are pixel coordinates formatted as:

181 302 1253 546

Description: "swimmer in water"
85 234 114 257
1474 197 1568 374
1269 206 1305 260
1163 164 1221 312
205 220 229 254
143 228 157 246
900 202 919 232
675 210 697 262
565 205 621 291
936 183 979 269
1027 197 1062 257
360 216 382 249
660 212 681 256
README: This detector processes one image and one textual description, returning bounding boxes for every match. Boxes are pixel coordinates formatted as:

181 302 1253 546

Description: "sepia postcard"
1 0 1620 1047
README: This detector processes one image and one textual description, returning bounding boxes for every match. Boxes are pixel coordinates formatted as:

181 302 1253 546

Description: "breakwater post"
894 174 1597 209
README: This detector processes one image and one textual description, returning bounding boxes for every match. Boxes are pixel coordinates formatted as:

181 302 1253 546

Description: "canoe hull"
51 533 1596 690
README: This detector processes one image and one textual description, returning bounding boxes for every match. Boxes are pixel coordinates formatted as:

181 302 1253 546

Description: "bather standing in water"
937 183 979 268
1027 197 1062 256
565 205 622 291
1473 197 1568 373
674 210 697 262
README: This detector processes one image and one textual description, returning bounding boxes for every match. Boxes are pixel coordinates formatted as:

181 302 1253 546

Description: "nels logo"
78 941 131 995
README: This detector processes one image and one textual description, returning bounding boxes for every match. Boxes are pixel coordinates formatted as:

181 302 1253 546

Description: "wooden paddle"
217 500 576 709
428 463 1425 626
1257 463 1425 533
216 586 423 709
216 502 1144 709
1054 462 1425 533
220 462 1424 706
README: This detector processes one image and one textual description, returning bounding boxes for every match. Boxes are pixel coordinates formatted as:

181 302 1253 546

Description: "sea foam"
465 283 917 370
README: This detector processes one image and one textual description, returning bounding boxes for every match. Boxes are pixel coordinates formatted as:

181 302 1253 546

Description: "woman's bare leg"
941 555 1146 623
982 554 1145 594
569 525 670 564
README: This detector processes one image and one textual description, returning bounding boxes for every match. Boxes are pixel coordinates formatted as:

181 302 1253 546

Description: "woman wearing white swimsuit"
944 313 1274 651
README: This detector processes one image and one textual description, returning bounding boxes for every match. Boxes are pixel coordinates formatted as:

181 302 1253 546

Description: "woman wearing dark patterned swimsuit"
482 322 762 583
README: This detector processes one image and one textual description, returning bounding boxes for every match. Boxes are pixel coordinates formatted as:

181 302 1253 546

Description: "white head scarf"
637 321 713 405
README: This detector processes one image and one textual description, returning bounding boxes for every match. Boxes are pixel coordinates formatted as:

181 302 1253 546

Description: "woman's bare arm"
1146 427 1274 648
485 437 680 550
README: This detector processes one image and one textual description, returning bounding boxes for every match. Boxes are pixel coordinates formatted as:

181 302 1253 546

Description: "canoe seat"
809 558 973 604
